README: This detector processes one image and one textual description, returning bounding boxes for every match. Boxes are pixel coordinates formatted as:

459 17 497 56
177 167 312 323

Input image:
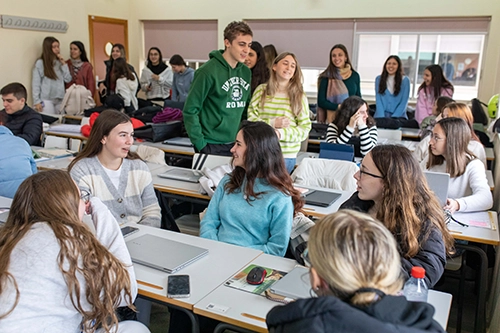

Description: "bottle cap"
411 266 425 279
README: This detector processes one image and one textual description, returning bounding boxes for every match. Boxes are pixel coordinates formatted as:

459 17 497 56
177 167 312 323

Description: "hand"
34 103 43 112
444 198 460 213
275 116 290 129
99 84 106 95
147 84 152 91
151 74 160 81
57 54 65 64
275 129 281 139
348 111 360 128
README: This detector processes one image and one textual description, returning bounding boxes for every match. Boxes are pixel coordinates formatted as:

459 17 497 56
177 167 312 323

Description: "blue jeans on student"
284 158 296 174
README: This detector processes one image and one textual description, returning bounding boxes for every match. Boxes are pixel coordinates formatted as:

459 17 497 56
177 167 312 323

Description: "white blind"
355 17 490 34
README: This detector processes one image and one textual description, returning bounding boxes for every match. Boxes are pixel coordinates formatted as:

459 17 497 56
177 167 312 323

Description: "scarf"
70 59 84 78
147 61 168 75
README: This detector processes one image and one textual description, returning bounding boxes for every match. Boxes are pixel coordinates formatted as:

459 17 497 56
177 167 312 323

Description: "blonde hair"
261 52 304 117
443 102 480 141
308 210 403 305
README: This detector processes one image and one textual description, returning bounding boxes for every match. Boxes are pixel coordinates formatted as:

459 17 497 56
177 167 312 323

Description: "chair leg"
456 254 467 333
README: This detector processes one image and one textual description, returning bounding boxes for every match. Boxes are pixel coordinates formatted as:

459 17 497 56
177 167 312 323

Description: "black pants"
196 143 234 156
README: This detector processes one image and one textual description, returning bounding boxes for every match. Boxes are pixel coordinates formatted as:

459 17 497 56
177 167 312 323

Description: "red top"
411 266 426 279
65 60 96 96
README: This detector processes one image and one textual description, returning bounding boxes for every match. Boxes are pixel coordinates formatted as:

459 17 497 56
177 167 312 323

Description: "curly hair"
0 170 134 332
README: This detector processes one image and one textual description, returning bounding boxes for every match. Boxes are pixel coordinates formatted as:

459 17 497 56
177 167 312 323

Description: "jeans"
284 158 296 174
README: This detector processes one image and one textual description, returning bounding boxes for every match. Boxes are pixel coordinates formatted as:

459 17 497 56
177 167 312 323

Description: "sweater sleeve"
317 77 339 111
277 94 311 144
392 77 410 118
455 159 493 212
172 74 179 101
18 112 43 146
258 194 293 256
325 123 341 143
158 67 173 89
374 76 385 118
138 171 161 228
183 70 212 151
32 60 43 105
199 180 225 240
358 124 378 156
61 63 72 83
247 85 271 124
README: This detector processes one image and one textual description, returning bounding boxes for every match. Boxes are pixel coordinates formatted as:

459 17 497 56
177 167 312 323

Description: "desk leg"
457 244 488 333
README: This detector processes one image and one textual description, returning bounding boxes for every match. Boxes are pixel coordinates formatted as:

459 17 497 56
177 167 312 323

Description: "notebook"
304 190 342 207
126 234 208 273
423 171 450 207
158 169 203 183
269 266 311 300
162 137 194 147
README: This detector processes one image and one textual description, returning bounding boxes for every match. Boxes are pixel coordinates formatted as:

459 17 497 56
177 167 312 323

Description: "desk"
300 186 354 218
486 147 494 161
194 253 452 332
401 127 421 140
151 165 210 201
141 141 195 165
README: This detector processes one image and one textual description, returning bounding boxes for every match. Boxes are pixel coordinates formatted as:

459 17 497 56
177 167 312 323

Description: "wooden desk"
194 254 453 332
401 127 421 140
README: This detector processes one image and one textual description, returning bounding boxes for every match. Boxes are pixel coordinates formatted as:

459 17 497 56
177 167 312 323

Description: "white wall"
1 0 499 104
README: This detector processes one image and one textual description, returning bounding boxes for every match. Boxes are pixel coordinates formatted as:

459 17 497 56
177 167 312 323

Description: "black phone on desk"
121 226 139 237
167 275 190 298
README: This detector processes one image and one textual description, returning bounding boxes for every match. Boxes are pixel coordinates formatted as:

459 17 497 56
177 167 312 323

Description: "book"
35 148 76 159
224 264 287 296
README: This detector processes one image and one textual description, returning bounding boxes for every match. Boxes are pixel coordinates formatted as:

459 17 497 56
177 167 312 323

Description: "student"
245 41 270 94
263 44 278 72
325 96 377 157
423 117 492 213
374 55 411 128
420 96 455 137
200 121 302 256
266 210 445 333
69 110 161 227
0 170 149 333
113 58 139 113
0 82 43 146
415 64 453 124
317 44 361 124
98 43 138 104
140 47 173 103
0 112 37 199
340 145 454 288
183 21 253 156
32 36 72 114
415 102 486 167
169 54 195 103
248 52 311 173
65 41 96 96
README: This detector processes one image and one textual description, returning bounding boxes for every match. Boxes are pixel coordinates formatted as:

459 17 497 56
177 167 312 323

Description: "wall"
1 0 499 105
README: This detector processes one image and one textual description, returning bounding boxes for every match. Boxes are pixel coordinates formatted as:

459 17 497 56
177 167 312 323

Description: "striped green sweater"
248 84 311 158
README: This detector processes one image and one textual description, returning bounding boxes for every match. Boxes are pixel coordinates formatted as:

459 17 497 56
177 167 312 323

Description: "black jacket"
266 295 445 333
340 192 446 288
0 105 43 146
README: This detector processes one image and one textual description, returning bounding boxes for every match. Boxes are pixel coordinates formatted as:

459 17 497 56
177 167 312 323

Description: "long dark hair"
333 96 375 133
146 47 167 70
248 41 270 93
111 58 135 85
41 36 59 80
378 55 403 96
319 44 354 80
418 64 454 98
70 41 89 62
225 121 303 214
68 110 140 171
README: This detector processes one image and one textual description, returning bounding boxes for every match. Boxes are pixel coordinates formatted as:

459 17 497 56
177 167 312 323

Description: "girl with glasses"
266 210 445 333
340 145 454 288
423 117 492 213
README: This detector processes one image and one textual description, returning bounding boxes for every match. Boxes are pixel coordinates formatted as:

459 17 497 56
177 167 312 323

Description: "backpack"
60 84 96 115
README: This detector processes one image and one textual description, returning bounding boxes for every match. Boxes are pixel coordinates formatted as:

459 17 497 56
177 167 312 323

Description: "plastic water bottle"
403 266 428 302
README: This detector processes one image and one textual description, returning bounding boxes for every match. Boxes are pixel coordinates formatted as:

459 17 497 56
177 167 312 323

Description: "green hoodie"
183 50 252 151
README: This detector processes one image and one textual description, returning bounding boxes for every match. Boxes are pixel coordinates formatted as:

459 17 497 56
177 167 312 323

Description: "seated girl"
423 117 492 213
69 109 161 227
266 210 445 333
112 58 139 113
340 145 454 288
0 170 149 333
326 96 377 157
200 121 303 256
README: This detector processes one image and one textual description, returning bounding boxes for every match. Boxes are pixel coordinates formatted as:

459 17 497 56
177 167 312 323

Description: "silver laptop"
0 210 8 224
269 266 311 300
126 234 208 273
158 169 203 183
424 171 450 207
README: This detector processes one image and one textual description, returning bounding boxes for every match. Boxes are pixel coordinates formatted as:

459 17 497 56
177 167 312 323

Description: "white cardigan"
116 74 139 110
423 158 493 212
140 66 173 100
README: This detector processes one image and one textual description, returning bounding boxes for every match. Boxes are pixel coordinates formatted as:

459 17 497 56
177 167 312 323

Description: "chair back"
292 158 359 191
378 128 403 140
192 153 232 170
319 142 354 161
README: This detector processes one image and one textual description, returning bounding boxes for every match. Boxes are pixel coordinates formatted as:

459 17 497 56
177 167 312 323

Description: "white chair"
378 128 403 141
192 153 232 170
291 158 359 191
134 145 167 165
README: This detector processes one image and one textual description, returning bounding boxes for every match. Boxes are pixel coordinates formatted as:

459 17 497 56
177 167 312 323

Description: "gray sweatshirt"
172 67 195 102
32 59 72 105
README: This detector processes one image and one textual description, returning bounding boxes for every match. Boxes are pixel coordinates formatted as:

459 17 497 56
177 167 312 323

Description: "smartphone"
167 275 190 298
121 226 139 237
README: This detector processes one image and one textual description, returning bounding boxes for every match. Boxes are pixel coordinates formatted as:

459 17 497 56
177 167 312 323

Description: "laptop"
269 266 311 300
304 190 342 207
126 234 208 273
0 210 9 224
158 169 203 183
162 137 194 147
319 142 355 161
423 171 450 207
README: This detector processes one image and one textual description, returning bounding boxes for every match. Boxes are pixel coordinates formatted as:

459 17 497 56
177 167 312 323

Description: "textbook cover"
224 264 287 296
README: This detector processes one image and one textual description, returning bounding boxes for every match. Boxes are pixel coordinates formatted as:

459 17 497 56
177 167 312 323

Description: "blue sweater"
374 75 410 119
0 126 37 198
200 175 294 256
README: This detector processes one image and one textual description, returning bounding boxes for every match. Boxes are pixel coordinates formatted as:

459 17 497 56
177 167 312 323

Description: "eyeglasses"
359 169 384 179
80 189 91 204
430 134 445 142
